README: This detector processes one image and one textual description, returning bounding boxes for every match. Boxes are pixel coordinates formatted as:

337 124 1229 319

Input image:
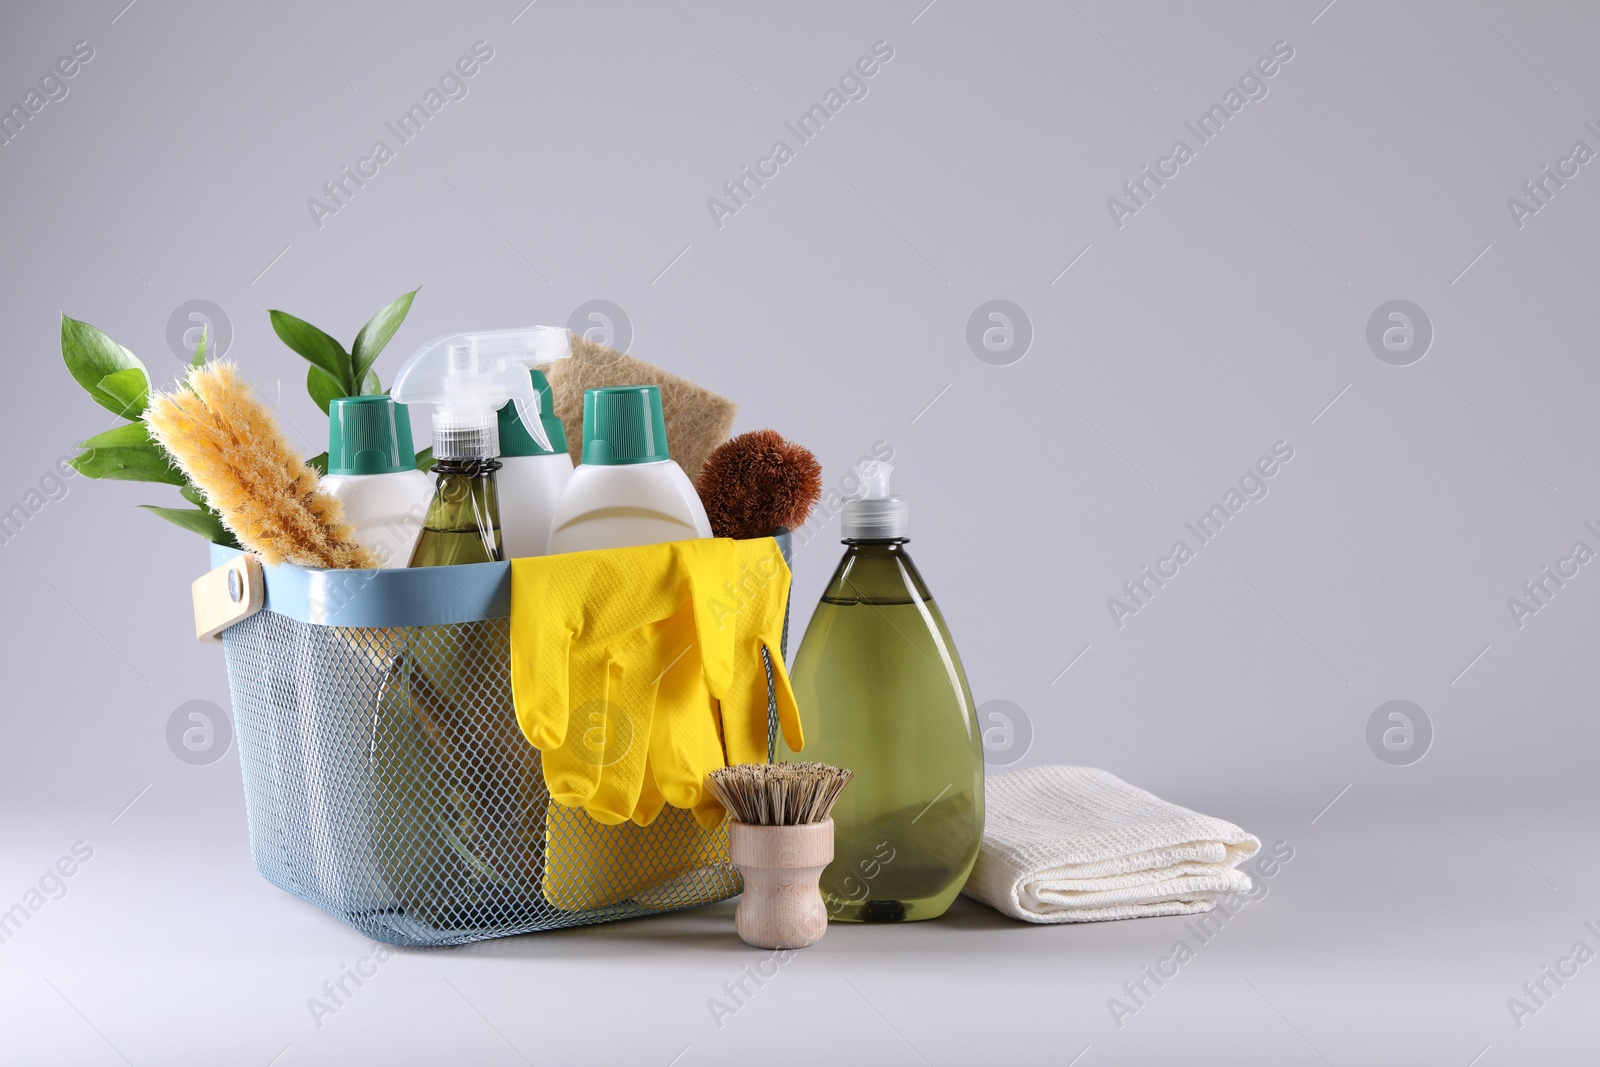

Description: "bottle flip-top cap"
841 461 908 539
582 385 670 465
391 326 572 461
326 395 418 475
498 369 569 458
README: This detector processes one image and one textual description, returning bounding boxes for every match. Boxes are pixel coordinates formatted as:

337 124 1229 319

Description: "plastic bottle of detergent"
546 385 711 552
497 368 573 558
319 396 434 568
391 327 572 567
781 462 984 923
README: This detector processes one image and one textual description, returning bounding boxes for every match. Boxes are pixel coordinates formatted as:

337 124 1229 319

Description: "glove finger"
510 558 573 751
764 642 805 754
646 622 724 813
541 646 620 810
675 539 736 697
584 636 656 825
631 760 668 827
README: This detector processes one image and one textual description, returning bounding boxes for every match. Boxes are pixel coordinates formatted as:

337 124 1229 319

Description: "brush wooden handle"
729 819 833 950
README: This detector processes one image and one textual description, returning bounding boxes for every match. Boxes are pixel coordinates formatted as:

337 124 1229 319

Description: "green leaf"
270 309 353 393
78 421 154 451
414 447 434 472
306 451 329 477
308 364 380 414
72 424 185 484
180 482 206 507
352 288 417 384
72 444 187 484
139 505 235 545
307 365 344 415
62 315 151 416
191 328 208 369
93 367 149 419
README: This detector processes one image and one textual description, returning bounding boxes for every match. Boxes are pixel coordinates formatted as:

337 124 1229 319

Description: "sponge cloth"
545 336 736 480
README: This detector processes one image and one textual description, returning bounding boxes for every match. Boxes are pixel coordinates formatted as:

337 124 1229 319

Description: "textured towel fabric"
963 766 1260 923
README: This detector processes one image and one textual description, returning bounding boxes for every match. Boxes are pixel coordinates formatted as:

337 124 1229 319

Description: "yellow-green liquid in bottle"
783 539 983 922
408 459 504 567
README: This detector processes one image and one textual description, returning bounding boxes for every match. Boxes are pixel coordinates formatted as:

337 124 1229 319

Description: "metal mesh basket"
209 541 782 947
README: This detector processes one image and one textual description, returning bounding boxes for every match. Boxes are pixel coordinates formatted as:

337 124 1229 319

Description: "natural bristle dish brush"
706 762 853 950
695 429 822 541
145 361 378 569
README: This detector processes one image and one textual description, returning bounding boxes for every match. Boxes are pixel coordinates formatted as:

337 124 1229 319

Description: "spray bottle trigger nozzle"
508 379 552 454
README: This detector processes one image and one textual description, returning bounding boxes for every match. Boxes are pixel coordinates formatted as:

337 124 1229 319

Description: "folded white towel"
962 765 1260 923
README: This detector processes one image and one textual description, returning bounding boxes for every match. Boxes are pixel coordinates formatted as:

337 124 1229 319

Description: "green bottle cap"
498 369 569 457
327 396 417 476
582 385 669 465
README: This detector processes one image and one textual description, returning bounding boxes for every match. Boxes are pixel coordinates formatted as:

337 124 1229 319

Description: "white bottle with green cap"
319 396 434 568
497 368 573 558
547 385 712 553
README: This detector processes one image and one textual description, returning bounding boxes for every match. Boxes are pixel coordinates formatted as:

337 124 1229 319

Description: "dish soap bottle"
546 385 712 552
392 327 572 567
497 368 573 559
319 396 434 567
783 462 983 922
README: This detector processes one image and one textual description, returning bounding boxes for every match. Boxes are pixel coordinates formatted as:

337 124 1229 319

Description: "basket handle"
192 554 265 641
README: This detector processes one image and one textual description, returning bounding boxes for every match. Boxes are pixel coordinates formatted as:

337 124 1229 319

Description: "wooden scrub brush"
706 762 853 949
145 361 378 569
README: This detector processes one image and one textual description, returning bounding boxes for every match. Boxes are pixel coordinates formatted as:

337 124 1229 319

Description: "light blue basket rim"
209 544 509 628
208 530 791 631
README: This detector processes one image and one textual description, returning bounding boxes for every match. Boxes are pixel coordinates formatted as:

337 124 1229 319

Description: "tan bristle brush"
145 361 378 570
706 762 853 950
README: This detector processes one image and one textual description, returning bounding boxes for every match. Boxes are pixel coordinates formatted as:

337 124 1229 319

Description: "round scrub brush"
706 762 853 950
695 430 822 540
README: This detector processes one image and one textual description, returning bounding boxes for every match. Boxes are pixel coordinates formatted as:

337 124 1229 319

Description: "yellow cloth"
509 538 797 828
542 803 731 912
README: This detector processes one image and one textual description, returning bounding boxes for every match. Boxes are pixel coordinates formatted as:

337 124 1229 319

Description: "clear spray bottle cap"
841 461 908 539
391 327 572 460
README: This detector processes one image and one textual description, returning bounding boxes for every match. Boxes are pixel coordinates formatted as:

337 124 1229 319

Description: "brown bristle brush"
706 762 853 949
695 429 823 540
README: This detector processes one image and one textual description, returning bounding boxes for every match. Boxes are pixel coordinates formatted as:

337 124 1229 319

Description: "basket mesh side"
221 611 740 946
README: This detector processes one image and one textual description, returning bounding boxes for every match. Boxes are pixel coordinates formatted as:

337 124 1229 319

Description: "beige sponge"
545 336 736 480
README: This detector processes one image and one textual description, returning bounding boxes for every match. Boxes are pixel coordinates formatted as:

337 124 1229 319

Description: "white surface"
3 790 1592 1066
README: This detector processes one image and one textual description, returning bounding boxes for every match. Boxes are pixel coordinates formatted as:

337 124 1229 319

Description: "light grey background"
2 1 1597 1064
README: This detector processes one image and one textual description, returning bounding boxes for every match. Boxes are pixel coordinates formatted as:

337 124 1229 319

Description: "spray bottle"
391 327 572 567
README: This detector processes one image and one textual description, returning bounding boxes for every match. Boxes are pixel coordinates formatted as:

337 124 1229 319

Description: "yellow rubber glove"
635 540 737 823
509 539 736 824
630 539 797 828
713 538 804 766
